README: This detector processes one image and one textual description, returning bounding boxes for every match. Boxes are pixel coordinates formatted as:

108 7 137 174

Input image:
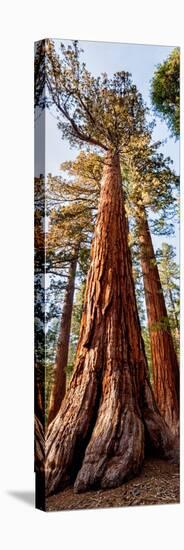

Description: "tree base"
74 410 144 493
45 374 176 496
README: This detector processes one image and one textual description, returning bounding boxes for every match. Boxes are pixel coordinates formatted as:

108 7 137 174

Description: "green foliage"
122 132 179 239
156 243 180 356
124 134 178 212
150 316 171 332
151 48 180 138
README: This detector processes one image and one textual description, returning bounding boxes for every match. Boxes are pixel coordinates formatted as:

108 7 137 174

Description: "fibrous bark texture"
35 414 46 511
47 252 78 426
35 415 45 472
35 377 44 425
138 209 179 435
45 152 176 496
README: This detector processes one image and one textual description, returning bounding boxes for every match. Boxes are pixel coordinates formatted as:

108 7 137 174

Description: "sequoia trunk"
137 208 179 435
45 152 176 496
47 250 78 426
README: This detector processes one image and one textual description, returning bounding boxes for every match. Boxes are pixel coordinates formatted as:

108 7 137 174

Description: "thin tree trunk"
137 208 179 435
168 287 180 354
45 152 176 496
168 287 180 332
47 249 79 426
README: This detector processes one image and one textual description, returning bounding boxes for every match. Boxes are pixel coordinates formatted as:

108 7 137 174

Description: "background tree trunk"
168 287 179 331
45 152 175 496
137 208 179 435
35 378 44 425
47 249 79 426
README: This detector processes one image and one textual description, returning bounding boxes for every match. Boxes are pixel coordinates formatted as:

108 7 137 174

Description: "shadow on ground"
7 491 34 507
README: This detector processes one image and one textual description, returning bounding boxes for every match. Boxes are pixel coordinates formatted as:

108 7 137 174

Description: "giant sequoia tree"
58 141 180 435
123 135 179 434
137 211 179 434
43 41 176 495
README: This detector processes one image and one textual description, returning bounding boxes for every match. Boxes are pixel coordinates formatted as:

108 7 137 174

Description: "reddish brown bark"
47 250 78 426
35 378 44 425
35 415 45 472
137 208 179 435
34 366 45 472
35 414 46 511
45 152 176 496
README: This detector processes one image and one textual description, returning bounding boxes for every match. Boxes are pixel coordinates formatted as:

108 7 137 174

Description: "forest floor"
46 458 179 512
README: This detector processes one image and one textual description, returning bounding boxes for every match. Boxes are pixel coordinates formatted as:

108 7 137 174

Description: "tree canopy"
44 40 148 152
150 47 180 138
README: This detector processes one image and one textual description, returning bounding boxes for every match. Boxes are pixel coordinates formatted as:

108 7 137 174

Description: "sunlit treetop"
47 152 101 211
60 151 103 190
46 156 101 267
41 39 148 153
122 133 179 222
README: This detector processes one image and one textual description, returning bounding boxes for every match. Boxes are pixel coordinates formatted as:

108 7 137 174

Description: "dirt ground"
46 458 179 512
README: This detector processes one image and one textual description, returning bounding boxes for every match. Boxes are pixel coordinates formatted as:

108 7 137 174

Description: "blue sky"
35 39 179 261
